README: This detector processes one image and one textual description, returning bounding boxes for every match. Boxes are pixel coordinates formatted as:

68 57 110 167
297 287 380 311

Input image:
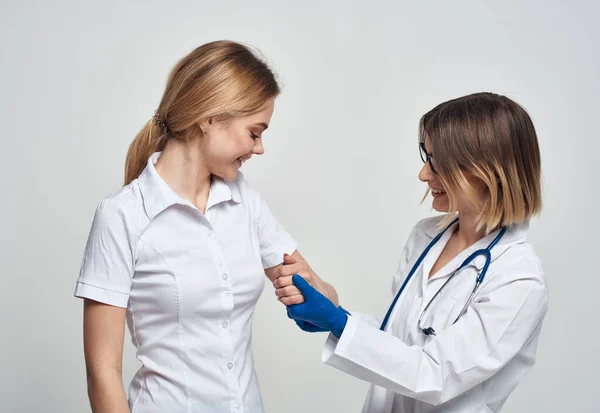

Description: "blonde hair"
124 40 280 185
419 92 542 234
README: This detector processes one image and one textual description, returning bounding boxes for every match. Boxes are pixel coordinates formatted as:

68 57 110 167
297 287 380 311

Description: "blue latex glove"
294 320 328 333
287 274 349 338
294 309 352 333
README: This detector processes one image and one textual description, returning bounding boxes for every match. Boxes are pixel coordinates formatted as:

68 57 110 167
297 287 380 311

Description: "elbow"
430 394 446 407
411 390 445 407
85 362 122 387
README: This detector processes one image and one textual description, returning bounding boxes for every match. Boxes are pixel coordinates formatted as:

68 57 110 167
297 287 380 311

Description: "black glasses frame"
419 142 437 174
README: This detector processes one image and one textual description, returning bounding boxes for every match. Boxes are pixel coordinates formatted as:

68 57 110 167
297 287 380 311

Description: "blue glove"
294 320 329 333
287 274 349 338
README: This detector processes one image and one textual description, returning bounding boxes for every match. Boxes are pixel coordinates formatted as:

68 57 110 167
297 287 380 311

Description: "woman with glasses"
276 92 548 413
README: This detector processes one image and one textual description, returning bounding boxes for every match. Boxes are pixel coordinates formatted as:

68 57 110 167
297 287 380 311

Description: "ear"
198 119 213 135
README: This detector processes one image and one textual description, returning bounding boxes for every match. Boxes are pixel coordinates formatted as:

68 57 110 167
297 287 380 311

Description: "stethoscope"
380 217 507 336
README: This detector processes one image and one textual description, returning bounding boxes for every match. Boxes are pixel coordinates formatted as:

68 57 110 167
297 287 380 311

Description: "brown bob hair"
419 92 542 234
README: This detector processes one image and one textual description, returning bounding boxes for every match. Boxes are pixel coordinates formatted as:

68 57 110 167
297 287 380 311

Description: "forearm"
87 370 130 413
314 275 339 306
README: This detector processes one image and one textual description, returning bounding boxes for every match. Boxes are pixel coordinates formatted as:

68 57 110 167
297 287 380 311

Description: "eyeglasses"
419 142 437 174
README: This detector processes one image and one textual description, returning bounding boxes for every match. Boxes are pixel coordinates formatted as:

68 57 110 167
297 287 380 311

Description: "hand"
294 319 329 333
273 254 328 332
273 253 317 306
287 274 349 338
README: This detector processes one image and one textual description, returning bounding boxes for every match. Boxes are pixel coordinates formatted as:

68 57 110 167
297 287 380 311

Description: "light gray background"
1 0 598 412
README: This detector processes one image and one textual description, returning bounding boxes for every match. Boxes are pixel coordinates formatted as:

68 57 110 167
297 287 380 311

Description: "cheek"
211 133 240 157
465 176 489 202
227 129 253 152
473 181 489 197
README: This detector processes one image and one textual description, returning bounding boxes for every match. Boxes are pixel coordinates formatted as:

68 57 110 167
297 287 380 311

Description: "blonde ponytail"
124 119 167 185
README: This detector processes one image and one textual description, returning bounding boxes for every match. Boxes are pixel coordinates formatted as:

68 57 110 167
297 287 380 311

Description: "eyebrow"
252 122 269 131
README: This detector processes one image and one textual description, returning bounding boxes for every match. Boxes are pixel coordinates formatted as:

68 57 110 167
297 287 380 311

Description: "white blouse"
75 152 297 413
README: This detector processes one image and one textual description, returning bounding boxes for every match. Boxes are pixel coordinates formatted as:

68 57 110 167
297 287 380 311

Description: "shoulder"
483 235 547 312
91 182 145 236
493 241 545 283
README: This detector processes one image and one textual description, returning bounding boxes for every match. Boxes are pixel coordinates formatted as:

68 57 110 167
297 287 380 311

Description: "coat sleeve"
322 269 548 406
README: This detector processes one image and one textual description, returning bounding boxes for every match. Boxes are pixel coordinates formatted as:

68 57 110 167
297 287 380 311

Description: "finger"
292 274 314 296
273 275 294 289
279 294 305 306
273 273 311 289
279 262 307 277
274 285 301 298
296 320 325 332
283 253 296 265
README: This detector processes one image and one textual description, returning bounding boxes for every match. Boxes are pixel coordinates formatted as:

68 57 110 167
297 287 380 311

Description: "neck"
154 138 212 210
454 212 487 250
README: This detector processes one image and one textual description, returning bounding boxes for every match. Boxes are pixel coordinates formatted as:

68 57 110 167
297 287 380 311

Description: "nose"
418 161 435 183
252 138 264 155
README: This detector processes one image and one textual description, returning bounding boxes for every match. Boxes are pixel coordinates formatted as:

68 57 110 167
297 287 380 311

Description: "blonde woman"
281 93 548 413
74 41 337 413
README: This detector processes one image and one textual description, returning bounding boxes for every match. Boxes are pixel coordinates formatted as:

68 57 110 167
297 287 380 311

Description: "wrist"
330 307 349 338
338 306 351 316
312 275 325 294
315 278 339 306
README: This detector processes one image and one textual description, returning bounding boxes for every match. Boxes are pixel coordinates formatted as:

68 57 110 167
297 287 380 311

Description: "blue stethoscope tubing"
380 217 507 334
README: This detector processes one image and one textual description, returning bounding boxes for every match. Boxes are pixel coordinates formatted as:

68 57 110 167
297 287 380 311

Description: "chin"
221 169 238 182
216 161 244 182
432 199 449 213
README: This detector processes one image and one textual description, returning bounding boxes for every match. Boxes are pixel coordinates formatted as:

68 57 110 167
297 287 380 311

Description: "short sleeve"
74 198 136 308
255 194 298 269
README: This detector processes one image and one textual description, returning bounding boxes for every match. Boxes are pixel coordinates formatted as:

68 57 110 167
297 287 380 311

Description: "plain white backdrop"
1 0 598 412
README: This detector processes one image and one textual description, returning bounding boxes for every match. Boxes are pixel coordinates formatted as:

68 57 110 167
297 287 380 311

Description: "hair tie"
152 110 170 135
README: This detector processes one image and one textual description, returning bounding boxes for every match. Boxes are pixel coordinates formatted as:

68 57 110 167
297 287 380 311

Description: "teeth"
431 188 446 194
